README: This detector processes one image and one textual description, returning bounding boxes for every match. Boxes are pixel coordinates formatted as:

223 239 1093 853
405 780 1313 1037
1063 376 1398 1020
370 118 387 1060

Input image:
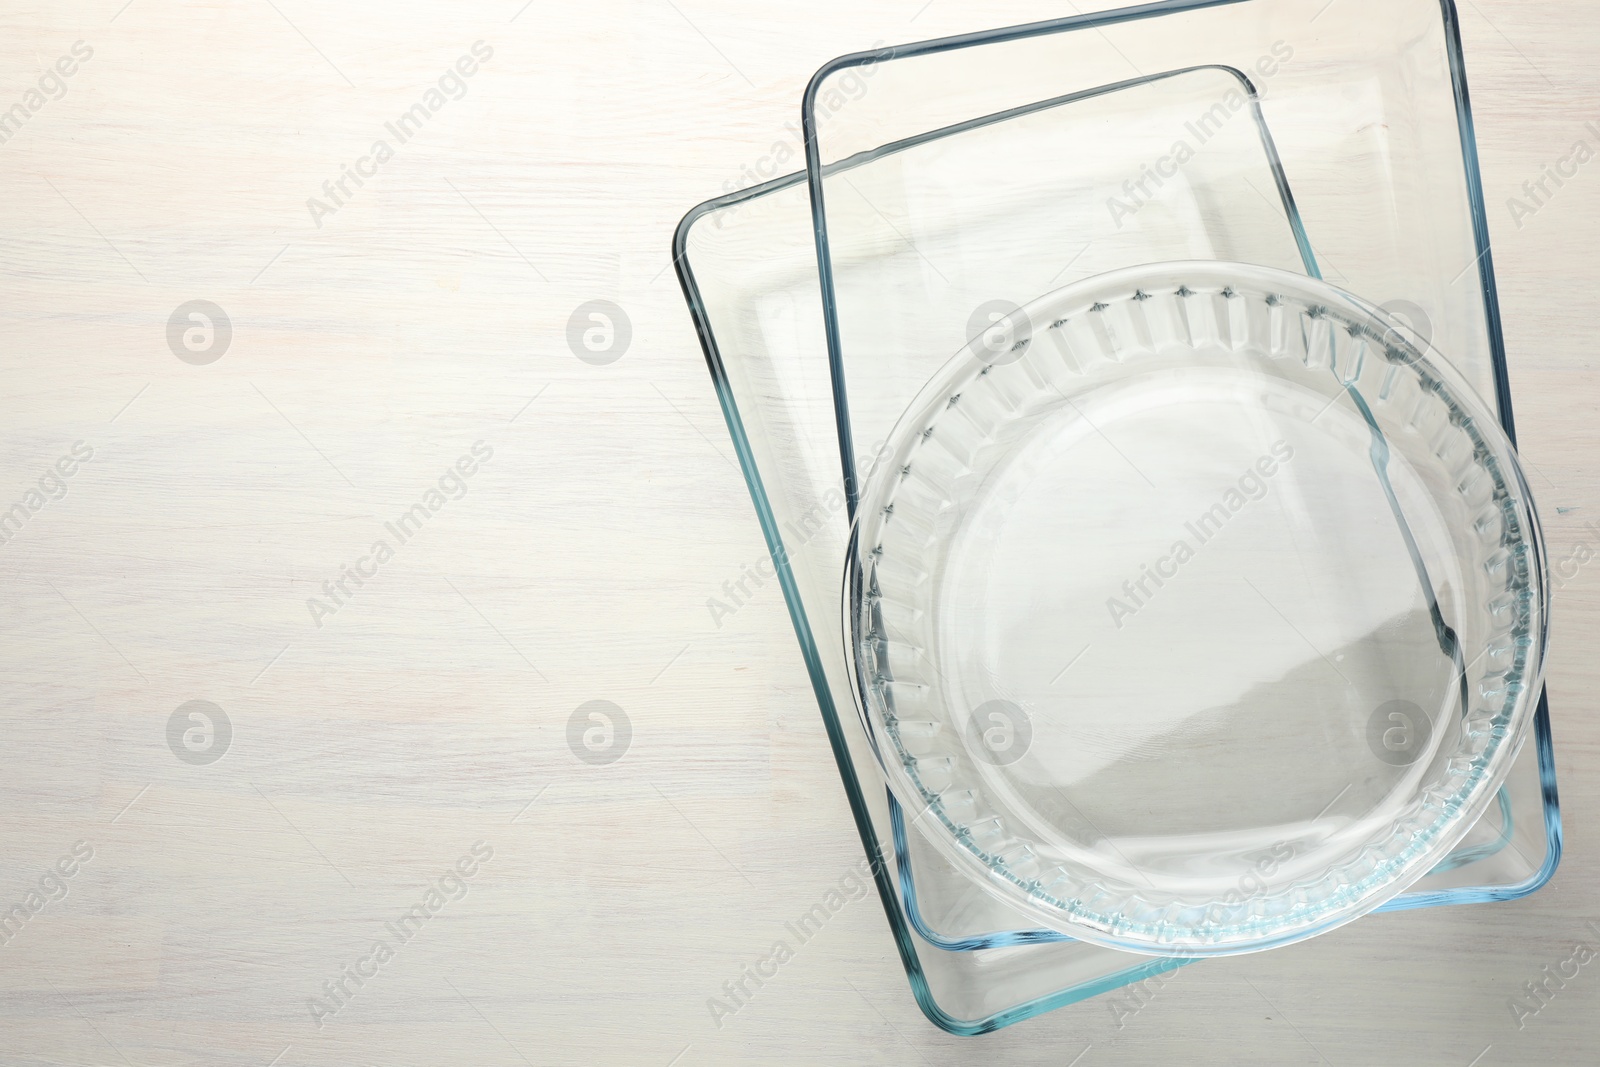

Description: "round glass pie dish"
846 261 1548 956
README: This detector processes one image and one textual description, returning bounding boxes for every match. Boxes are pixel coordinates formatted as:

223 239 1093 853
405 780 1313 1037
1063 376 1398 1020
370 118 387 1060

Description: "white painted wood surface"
0 1 1595 1064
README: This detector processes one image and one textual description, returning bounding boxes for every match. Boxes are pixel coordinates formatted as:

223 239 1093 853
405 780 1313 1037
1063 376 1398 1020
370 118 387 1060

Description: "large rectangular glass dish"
674 172 1557 1031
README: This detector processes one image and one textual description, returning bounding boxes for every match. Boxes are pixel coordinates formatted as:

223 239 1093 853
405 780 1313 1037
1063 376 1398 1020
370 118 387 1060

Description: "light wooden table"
0 1 1595 1064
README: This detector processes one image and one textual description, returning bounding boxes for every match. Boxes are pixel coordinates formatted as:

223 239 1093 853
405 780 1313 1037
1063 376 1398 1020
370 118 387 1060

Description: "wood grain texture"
0 1 1595 1064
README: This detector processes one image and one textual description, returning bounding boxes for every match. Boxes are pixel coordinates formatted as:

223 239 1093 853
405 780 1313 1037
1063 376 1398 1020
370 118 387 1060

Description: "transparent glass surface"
674 174 1556 1028
674 0 1560 1028
802 0 1558 962
847 261 1547 955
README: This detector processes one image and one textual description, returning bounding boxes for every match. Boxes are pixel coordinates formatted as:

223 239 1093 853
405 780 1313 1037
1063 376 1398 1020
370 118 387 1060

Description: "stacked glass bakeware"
675 0 1559 1033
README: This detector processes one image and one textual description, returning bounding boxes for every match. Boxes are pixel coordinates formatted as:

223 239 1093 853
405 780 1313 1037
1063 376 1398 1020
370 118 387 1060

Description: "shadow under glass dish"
849 261 1547 956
